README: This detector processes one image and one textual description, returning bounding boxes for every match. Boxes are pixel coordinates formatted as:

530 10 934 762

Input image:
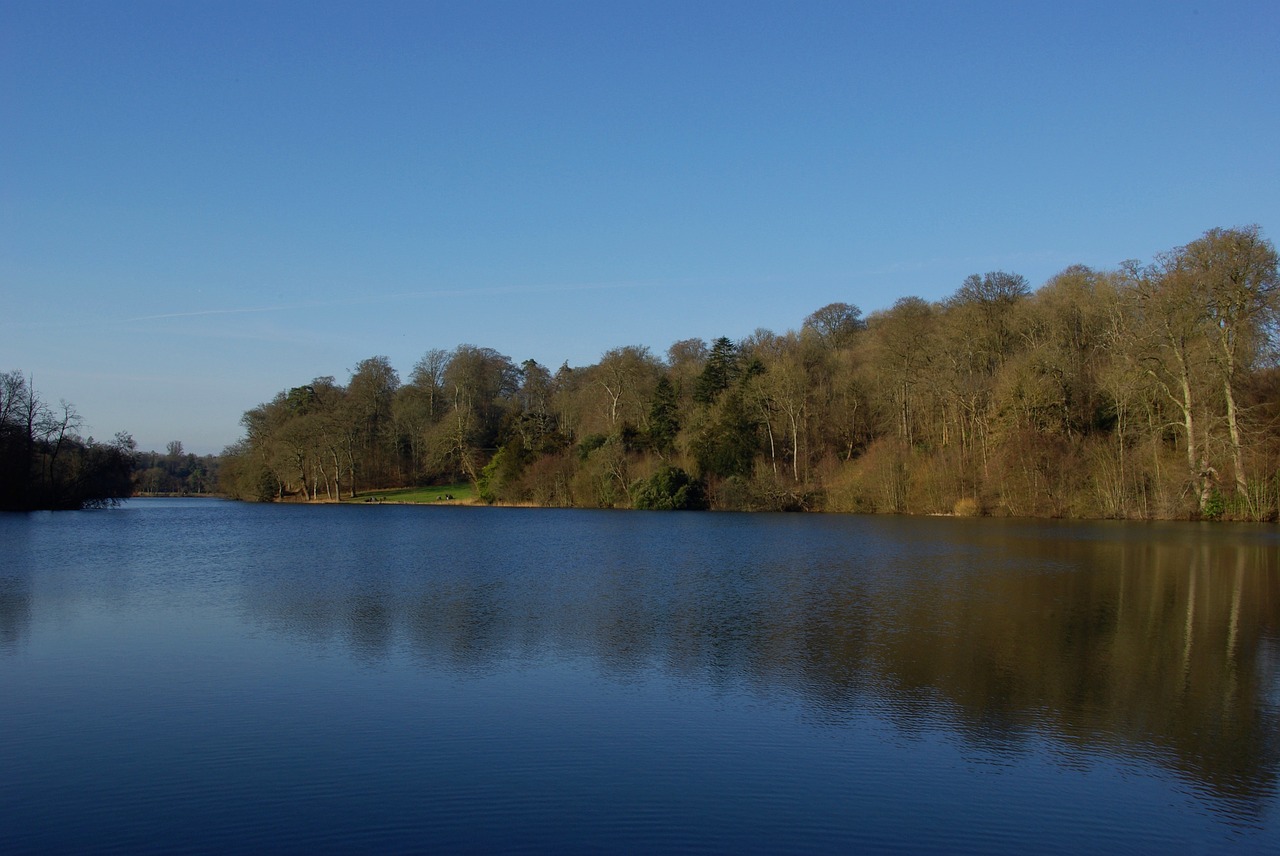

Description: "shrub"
631 466 709 510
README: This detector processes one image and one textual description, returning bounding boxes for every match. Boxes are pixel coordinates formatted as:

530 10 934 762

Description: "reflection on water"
229 510 1280 819
0 576 31 653
2 501 1277 851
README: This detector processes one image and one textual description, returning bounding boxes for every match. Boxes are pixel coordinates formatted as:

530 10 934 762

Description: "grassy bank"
345 483 476 504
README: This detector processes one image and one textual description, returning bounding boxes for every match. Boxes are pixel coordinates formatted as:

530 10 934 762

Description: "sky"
2 1 1278 454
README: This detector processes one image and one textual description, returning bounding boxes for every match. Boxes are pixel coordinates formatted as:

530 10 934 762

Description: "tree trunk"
1221 371 1249 507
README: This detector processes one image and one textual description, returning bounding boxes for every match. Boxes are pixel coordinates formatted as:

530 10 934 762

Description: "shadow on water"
0 576 32 653
231 508 1280 822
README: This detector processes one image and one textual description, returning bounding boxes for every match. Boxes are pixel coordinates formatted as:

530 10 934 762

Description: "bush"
478 442 529 503
577 433 608 461
631 466 708 510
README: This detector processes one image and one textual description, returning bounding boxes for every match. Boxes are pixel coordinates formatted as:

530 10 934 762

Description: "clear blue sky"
3 1 1277 454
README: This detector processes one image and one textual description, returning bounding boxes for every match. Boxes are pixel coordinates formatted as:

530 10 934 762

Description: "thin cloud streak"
123 280 648 323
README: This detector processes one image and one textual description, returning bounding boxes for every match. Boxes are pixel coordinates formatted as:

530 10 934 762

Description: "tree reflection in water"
238 514 1279 820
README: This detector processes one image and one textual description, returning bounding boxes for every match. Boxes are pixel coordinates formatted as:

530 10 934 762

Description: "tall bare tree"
1178 226 1279 511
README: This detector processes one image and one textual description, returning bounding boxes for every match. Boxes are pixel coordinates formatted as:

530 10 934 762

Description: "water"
2 499 1277 854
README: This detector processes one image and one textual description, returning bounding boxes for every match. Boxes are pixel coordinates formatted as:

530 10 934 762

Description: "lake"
2 499 1277 854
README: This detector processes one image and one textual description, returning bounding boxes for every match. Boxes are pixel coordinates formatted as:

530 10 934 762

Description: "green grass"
347 483 475 504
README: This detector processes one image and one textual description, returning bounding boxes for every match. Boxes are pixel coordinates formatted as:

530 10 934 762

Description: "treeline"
0 372 136 510
132 441 221 496
222 226 1280 520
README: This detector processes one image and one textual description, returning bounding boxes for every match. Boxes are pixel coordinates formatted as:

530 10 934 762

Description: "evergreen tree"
647 376 679 456
694 337 740 404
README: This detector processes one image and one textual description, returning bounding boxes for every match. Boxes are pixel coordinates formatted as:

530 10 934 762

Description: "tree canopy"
221 226 1280 520
1 372 135 510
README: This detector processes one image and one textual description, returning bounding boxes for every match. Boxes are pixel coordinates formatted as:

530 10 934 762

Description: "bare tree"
802 302 863 348
1179 226 1280 512
592 345 661 430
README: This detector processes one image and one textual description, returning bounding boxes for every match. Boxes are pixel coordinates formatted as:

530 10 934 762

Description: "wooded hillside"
221 226 1280 520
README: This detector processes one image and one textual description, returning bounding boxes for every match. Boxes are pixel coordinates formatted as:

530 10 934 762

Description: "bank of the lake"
305 483 1277 523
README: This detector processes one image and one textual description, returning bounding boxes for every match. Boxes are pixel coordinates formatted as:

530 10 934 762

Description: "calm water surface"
1 499 1277 854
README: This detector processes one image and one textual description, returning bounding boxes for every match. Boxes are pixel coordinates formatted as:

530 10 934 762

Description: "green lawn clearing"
347 483 475 504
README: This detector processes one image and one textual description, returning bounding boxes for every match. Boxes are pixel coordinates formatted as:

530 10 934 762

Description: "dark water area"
2 499 1277 854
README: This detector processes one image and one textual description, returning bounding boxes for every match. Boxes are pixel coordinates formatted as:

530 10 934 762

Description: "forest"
132 441 221 497
220 226 1280 521
0 372 136 511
